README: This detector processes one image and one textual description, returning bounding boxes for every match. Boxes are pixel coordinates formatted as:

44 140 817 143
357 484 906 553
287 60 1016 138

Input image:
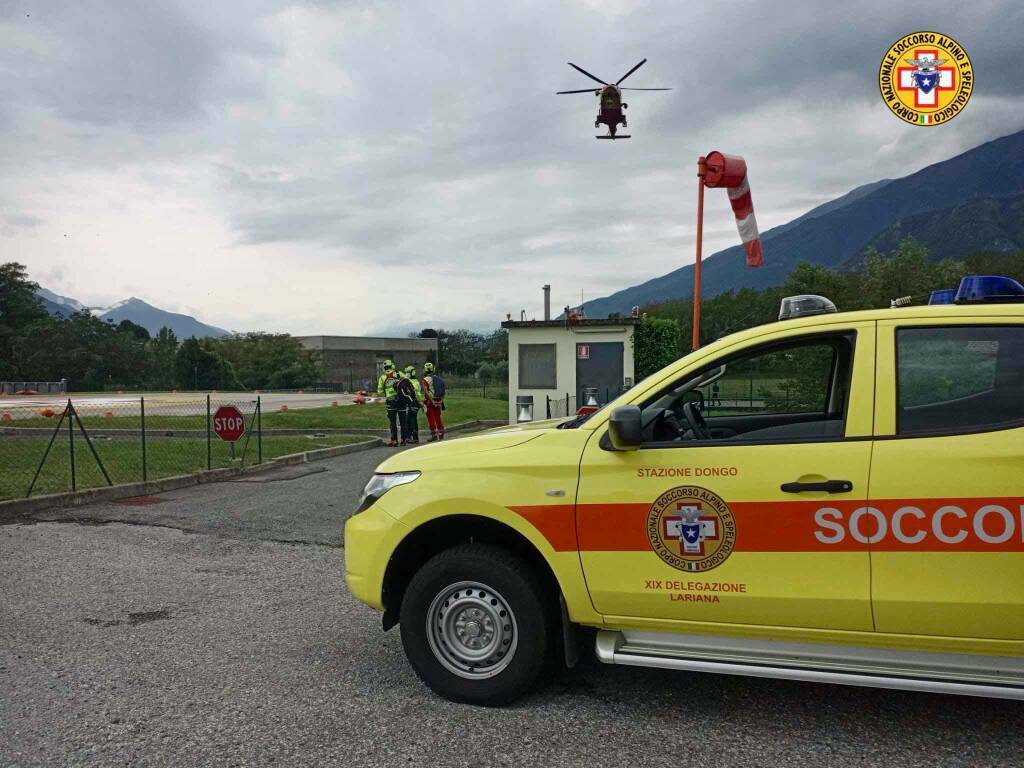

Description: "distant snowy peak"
35 287 87 313
34 289 230 338
96 297 230 339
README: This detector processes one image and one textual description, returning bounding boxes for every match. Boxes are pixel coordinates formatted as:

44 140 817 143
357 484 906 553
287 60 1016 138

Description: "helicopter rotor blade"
556 88 602 94
616 58 647 85
620 87 671 91
567 62 608 86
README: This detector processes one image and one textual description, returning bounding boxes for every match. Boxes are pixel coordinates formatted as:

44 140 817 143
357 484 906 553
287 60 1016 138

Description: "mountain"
96 297 229 338
848 191 1024 267
582 129 1024 317
33 288 229 338
35 288 87 317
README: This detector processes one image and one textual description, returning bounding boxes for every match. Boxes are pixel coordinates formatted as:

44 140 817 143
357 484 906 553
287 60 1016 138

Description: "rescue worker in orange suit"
395 367 420 445
376 360 401 447
402 365 423 443
421 361 446 441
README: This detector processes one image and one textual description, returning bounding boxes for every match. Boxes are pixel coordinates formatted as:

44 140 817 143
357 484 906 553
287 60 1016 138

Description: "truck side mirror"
608 405 642 451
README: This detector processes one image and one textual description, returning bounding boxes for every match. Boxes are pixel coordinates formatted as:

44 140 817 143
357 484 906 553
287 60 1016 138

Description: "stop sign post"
213 405 246 442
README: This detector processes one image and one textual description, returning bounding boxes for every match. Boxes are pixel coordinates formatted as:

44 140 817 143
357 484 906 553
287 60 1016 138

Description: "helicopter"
557 58 670 139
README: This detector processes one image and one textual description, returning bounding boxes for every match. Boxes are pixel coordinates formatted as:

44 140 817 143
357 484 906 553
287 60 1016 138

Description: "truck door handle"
780 479 853 494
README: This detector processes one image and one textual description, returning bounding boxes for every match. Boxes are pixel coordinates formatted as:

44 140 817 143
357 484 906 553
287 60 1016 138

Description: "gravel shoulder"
2 447 1023 767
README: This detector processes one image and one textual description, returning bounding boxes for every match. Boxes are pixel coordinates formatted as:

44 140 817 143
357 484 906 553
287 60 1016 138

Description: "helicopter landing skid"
596 134 631 139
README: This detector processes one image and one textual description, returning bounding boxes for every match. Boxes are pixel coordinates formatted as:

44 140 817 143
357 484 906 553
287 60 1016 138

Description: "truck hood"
374 430 545 473
481 416 571 433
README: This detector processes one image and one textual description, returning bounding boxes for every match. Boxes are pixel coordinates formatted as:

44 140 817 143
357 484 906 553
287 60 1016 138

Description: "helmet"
404 365 416 375
423 362 435 373
383 359 394 370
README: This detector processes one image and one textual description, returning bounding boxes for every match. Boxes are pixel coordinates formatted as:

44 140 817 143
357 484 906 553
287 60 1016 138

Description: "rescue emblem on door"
646 486 736 572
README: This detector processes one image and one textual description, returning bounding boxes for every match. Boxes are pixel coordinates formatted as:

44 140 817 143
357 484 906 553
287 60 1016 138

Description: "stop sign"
212 405 245 442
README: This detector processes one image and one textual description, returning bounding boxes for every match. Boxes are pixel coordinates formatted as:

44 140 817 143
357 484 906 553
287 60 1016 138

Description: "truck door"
575 323 876 631
869 319 1024 640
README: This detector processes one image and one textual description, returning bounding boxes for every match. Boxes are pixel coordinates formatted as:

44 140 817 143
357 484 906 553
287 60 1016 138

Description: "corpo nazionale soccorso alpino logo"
879 31 973 126
646 485 736 573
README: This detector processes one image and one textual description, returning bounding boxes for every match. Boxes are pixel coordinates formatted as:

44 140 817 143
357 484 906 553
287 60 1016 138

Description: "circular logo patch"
646 486 736 572
878 31 973 126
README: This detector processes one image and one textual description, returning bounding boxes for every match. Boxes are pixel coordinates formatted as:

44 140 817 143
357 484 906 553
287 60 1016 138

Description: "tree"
117 318 151 341
862 238 949 307
146 327 179 390
633 316 681 380
475 362 497 382
0 262 50 379
210 333 320 390
13 310 149 390
174 338 242 390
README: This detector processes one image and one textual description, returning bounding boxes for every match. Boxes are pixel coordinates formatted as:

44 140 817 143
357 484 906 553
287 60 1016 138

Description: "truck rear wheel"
399 543 553 705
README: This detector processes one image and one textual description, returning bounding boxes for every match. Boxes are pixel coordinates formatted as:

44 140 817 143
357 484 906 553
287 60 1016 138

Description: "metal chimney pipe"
543 284 551 321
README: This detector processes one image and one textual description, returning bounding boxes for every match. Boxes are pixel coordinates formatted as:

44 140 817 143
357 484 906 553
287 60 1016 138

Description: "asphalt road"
2 446 1023 767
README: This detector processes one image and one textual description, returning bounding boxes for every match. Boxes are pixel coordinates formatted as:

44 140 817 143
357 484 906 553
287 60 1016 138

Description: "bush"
634 316 681 380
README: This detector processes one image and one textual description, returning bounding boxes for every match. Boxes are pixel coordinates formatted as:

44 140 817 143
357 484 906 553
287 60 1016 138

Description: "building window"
519 344 557 389
896 325 1024 435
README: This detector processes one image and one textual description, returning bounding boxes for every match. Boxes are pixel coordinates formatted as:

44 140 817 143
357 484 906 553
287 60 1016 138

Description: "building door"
576 341 624 407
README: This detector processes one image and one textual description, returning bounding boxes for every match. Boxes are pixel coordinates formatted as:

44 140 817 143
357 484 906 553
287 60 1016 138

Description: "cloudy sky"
2 1 1022 335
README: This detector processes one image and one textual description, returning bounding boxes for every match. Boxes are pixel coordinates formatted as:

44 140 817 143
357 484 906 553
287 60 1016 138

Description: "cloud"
0 0 1022 335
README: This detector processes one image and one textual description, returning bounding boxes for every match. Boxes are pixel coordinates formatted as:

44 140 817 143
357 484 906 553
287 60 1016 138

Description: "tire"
399 543 554 706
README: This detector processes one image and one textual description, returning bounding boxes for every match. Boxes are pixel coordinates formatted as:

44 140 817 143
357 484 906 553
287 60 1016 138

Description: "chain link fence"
0 396 272 501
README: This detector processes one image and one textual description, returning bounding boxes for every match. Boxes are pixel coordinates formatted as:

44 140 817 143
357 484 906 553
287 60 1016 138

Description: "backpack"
430 374 447 399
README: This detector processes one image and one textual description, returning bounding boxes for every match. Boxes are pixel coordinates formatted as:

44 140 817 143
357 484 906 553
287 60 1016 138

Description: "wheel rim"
426 580 518 680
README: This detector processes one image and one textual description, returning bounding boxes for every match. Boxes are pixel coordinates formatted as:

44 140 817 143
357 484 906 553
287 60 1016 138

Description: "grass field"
0 395 507 501
1 394 508 431
0 434 366 501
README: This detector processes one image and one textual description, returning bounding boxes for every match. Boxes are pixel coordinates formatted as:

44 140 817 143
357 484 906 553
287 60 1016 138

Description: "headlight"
355 471 420 513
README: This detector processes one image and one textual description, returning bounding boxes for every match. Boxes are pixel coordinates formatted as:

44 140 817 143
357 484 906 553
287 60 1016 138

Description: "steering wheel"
682 400 712 441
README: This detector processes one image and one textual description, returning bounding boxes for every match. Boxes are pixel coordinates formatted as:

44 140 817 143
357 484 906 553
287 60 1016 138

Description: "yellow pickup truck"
345 276 1024 705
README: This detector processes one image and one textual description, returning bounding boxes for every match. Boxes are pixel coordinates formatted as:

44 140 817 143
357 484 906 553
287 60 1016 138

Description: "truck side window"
896 325 1024 435
640 333 854 445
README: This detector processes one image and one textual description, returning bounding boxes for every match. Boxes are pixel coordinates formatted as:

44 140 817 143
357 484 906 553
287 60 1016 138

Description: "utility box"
501 318 637 423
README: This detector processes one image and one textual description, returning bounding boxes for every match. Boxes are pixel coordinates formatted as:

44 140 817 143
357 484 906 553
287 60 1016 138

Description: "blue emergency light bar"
954 275 1024 304
928 289 957 305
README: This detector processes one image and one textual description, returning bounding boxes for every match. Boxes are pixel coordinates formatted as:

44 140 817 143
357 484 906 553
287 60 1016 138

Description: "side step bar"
595 630 1024 700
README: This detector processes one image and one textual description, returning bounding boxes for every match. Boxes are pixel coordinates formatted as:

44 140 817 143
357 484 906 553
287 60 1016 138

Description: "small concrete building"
297 335 439 391
501 317 637 423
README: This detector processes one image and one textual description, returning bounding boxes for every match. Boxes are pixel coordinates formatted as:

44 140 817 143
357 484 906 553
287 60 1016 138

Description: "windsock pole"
693 156 707 351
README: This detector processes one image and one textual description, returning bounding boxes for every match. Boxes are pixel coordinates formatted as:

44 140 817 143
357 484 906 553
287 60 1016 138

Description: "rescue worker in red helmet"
421 361 446 441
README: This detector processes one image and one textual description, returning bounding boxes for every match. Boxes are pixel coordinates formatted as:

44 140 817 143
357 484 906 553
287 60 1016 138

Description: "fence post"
546 396 551 419
140 396 147 482
26 405 70 498
206 394 212 470
67 400 76 492
257 396 262 465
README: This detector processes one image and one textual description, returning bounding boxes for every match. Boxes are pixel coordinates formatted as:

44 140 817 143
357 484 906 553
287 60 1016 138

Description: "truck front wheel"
399 543 554 705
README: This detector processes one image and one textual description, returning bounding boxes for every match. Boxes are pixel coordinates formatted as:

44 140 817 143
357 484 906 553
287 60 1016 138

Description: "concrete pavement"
2 447 1023 767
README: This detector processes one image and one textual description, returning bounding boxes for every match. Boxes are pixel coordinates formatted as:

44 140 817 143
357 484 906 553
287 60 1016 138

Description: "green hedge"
634 316 681 380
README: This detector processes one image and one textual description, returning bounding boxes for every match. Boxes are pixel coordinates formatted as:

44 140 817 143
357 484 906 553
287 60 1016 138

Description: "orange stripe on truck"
508 498 1024 553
